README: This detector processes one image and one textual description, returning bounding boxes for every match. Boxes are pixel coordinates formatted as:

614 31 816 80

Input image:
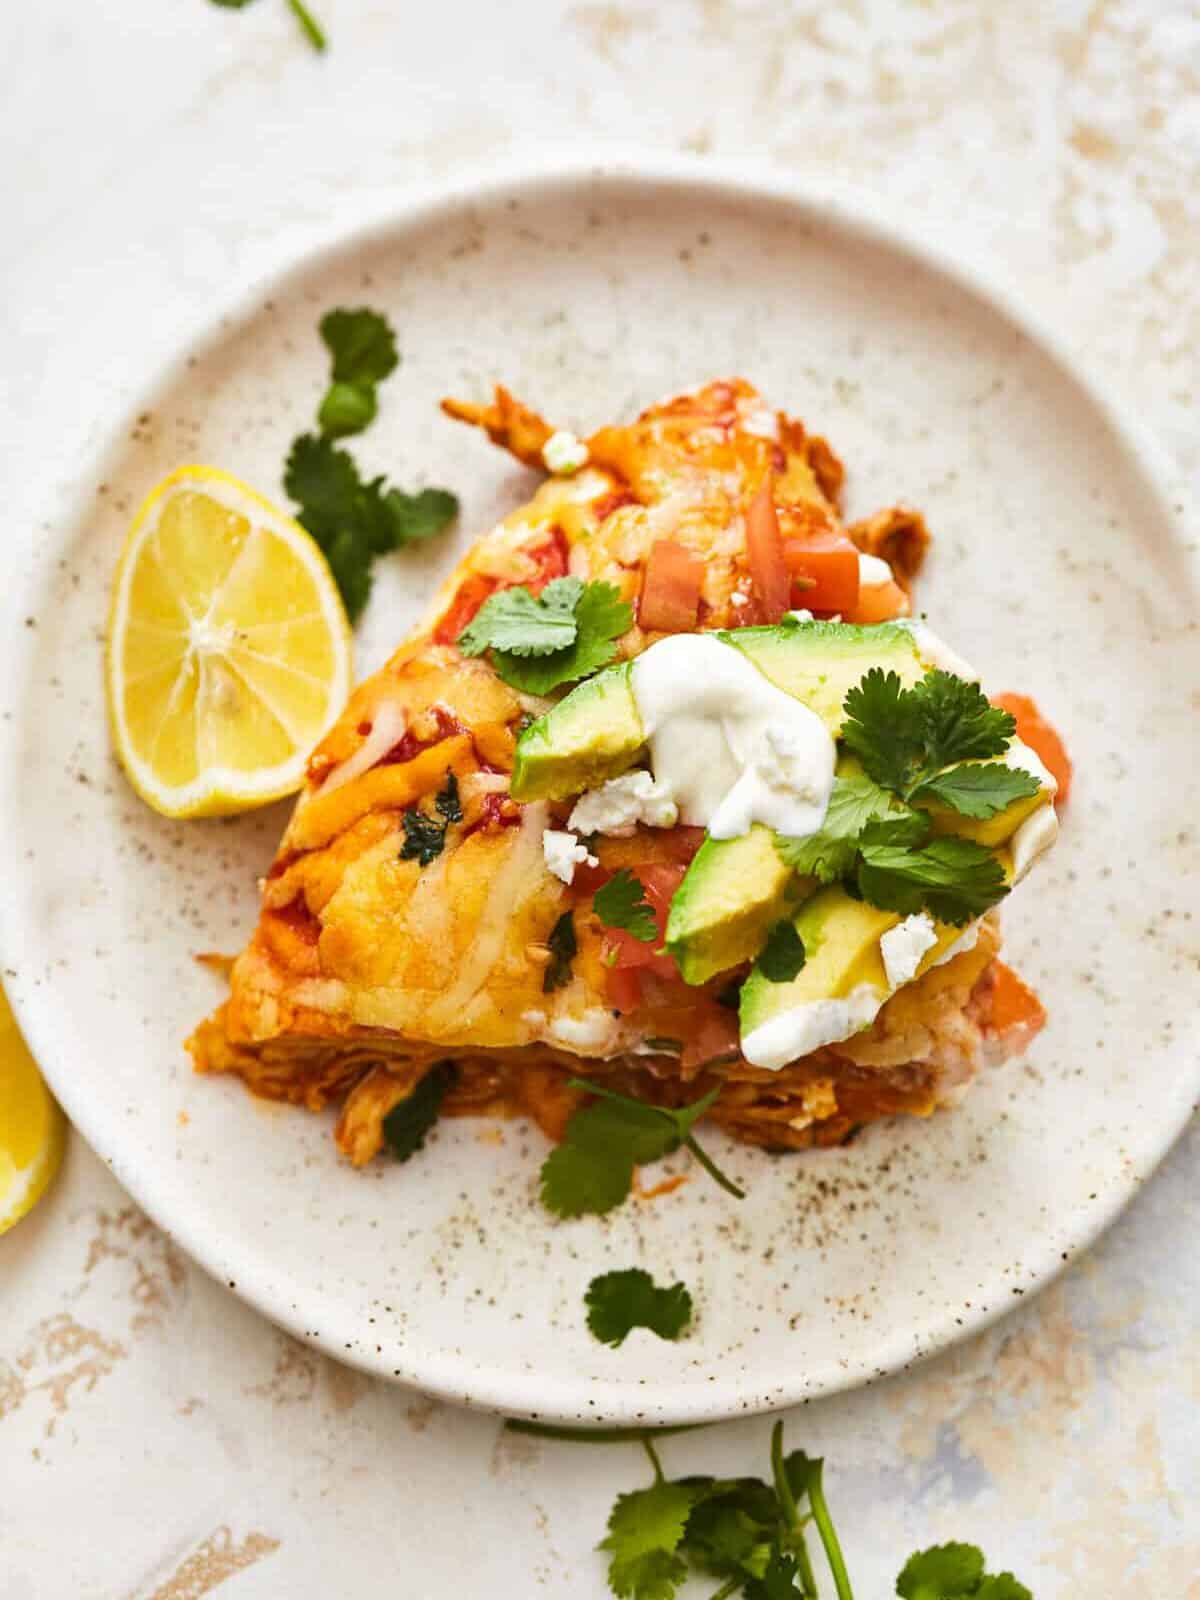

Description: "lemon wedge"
106 466 352 818
0 984 66 1233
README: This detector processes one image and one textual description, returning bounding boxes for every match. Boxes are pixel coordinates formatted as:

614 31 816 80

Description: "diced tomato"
598 863 685 983
745 478 791 622
782 536 861 614
658 825 706 866
526 527 569 593
842 577 909 624
992 693 1073 804
434 573 498 645
639 539 704 632
606 964 643 1014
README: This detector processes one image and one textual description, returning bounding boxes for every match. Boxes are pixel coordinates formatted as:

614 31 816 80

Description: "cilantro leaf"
896 1542 986 1599
382 1062 456 1162
384 486 460 544
434 770 462 823
539 1081 741 1219
679 1484 776 1581
320 308 398 387
317 309 397 437
458 578 583 657
976 1578 1033 1600
910 762 1040 820
842 669 1019 802
283 433 457 621
585 1269 694 1347
857 823 1009 925
600 1481 700 1600
841 669 917 794
285 431 361 524
916 670 1017 772
755 920 806 983
400 808 448 866
467 580 633 694
594 869 657 943
744 1548 803 1599
540 1138 636 1219
543 911 577 994
776 772 908 883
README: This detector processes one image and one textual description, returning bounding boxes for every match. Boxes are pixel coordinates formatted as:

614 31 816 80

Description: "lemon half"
106 466 352 818
0 985 65 1233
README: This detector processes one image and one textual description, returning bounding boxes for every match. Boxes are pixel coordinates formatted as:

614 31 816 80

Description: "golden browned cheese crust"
188 378 1031 1166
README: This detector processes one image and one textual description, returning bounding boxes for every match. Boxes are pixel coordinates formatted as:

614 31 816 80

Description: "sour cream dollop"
629 634 836 841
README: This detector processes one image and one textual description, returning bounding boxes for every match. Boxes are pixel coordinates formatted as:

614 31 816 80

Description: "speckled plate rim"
2 152 1196 1425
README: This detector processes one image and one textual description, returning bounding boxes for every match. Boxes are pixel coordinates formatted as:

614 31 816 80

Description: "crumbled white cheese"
730 591 750 608
567 770 679 837
857 551 895 588
542 430 589 476
879 913 939 990
541 828 598 885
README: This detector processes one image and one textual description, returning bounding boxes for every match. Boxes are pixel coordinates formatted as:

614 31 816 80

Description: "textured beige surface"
3 0 1198 1593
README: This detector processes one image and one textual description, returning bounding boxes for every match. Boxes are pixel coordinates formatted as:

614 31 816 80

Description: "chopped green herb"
317 305 398 431
756 920 806 983
400 808 448 867
841 668 1017 803
587 1423 1033 1600
856 816 1009 926
434 770 462 823
543 911 577 994
585 1269 693 1347
593 869 657 944
320 307 398 389
459 578 584 657
910 762 1040 820
458 578 632 693
539 1080 742 1219
381 1062 456 1162
775 772 906 883
284 433 458 622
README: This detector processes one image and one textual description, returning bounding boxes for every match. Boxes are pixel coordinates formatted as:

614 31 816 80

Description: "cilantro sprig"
841 669 1038 816
567 1422 1033 1600
594 869 657 943
756 920 806 983
776 671 1039 926
540 1079 744 1219
458 579 632 694
382 1061 456 1163
283 308 458 621
585 1269 693 1347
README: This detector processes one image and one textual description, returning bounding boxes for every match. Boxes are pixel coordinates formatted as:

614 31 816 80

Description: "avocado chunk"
509 620 925 803
665 825 800 985
738 886 964 1063
510 663 643 802
723 620 925 736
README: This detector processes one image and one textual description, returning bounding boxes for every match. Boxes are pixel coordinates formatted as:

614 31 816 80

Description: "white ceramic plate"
4 159 1197 1425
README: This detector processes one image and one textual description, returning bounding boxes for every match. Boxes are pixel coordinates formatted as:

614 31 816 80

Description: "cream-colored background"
3 1 1198 1594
